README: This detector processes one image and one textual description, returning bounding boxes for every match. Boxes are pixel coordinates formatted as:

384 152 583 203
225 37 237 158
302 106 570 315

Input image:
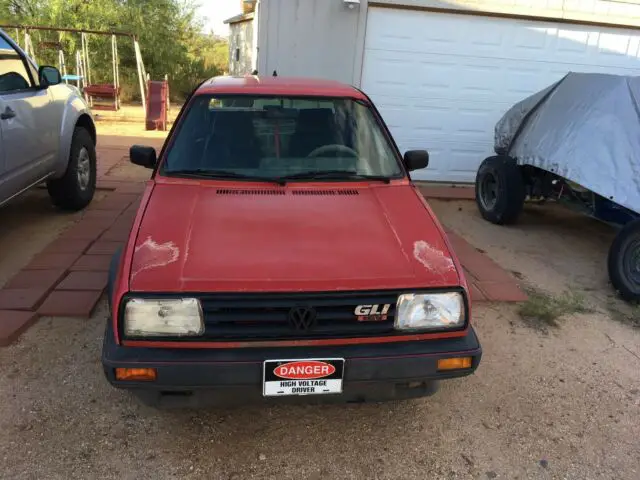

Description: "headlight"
395 292 465 331
124 298 204 337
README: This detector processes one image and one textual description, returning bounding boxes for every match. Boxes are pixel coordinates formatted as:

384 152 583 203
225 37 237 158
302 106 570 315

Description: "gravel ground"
1 198 639 480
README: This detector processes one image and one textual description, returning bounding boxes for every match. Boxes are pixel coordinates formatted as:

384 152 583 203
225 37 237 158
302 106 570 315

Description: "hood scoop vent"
291 189 359 196
215 189 360 196
217 189 286 196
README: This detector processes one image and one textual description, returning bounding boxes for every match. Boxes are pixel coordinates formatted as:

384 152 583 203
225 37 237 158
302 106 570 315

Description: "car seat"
288 108 339 157
204 111 262 169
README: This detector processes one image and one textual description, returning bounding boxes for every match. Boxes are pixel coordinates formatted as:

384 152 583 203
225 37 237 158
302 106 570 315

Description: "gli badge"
354 304 391 322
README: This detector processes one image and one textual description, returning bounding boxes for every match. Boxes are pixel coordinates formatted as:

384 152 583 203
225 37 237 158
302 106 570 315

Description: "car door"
0 32 57 202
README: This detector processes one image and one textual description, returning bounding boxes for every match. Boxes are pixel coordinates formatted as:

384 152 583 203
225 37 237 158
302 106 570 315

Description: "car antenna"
272 70 278 77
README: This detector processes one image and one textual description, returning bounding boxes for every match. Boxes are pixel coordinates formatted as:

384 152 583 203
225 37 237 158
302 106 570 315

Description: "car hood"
129 182 460 292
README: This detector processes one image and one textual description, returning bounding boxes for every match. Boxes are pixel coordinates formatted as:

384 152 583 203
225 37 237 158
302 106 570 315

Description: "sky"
197 0 241 37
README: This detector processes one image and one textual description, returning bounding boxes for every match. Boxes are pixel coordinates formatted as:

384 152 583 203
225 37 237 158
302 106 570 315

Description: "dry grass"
519 288 593 330
606 299 640 329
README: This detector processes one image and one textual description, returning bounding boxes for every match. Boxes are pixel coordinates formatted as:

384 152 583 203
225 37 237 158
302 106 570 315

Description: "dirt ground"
92 104 180 126
1 194 639 479
96 121 171 141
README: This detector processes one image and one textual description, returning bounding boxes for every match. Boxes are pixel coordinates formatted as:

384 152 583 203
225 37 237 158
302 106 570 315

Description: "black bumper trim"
102 324 482 391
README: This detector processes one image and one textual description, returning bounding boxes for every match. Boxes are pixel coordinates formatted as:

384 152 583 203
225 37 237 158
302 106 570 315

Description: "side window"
0 36 33 93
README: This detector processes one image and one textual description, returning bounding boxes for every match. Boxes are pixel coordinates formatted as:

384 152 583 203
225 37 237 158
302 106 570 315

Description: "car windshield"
162 95 403 181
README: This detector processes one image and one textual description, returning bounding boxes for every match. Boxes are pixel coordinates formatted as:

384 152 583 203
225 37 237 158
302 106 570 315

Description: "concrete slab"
0 310 38 346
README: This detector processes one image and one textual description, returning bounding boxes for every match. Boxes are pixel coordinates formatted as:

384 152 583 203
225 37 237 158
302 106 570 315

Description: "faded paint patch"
131 236 180 278
413 240 455 273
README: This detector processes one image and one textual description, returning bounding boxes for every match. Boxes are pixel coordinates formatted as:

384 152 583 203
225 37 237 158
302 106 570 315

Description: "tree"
0 0 229 101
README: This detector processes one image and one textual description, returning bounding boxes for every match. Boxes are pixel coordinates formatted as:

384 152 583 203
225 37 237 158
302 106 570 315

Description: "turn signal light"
115 368 157 381
437 357 472 371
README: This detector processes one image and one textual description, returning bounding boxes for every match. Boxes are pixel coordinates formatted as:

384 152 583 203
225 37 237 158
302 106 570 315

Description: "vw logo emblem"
288 306 317 331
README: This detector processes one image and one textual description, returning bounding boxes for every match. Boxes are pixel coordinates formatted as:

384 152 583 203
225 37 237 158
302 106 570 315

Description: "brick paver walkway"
0 148 525 345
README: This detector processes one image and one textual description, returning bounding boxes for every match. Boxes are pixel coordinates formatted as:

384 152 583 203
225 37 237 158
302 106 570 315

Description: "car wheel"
47 127 97 211
608 219 640 302
475 155 525 225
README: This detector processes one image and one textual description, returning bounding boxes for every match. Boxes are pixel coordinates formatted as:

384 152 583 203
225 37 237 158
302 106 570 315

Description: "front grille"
197 291 400 341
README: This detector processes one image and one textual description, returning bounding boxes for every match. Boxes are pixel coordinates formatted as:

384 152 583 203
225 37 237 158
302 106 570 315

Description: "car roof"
196 76 368 100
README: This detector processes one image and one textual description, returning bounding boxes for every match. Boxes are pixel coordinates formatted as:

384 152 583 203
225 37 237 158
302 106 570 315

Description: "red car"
102 76 482 407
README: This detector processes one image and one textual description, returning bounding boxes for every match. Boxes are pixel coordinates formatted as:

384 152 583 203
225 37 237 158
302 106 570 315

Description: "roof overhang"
223 12 255 25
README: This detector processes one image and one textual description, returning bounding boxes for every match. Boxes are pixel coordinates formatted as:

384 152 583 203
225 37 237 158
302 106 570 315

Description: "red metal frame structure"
1 24 148 113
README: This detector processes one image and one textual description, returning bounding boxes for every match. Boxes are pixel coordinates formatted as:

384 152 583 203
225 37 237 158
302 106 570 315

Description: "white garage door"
361 8 640 182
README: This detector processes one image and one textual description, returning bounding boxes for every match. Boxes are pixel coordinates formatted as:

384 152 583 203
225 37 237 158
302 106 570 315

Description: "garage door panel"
456 109 496 137
367 36 640 69
364 51 571 103
393 133 493 156
458 65 505 97
366 10 640 68
361 51 458 94
597 32 637 57
408 145 494 182
362 7 640 182
379 108 449 133
376 99 505 126
375 100 508 144
554 29 592 53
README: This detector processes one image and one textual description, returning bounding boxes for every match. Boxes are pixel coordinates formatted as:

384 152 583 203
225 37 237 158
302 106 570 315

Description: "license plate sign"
263 358 344 396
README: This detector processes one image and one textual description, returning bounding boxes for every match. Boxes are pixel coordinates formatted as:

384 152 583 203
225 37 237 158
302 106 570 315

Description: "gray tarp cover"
494 72 640 214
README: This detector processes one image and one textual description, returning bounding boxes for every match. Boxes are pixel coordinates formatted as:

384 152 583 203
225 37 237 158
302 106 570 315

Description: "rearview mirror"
403 150 429 172
130 145 157 169
38 66 62 87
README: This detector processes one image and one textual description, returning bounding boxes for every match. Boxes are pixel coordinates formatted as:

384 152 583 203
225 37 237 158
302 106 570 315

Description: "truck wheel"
608 219 640 302
475 155 525 225
47 127 96 211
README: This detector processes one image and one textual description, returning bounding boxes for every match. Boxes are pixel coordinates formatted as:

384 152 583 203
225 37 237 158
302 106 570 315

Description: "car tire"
47 127 96 211
608 219 640 302
475 155 525 225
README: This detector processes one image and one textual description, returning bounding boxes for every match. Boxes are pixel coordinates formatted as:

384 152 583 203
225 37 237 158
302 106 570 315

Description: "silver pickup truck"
0 28 96 211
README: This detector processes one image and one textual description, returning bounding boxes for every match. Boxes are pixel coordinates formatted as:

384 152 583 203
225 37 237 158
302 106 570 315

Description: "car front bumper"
102 326 482 407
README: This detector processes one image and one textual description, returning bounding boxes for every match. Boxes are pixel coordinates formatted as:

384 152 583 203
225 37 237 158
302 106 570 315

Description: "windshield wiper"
278 170 391 184
164 169 285 185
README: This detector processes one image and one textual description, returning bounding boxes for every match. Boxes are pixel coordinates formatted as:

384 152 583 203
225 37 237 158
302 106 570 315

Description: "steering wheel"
307 144 358 158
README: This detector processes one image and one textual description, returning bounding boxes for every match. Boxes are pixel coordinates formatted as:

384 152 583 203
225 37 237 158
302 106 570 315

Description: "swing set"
3 24 149 113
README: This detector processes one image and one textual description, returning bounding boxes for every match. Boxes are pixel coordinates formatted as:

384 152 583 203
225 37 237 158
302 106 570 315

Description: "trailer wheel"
608 219 640 302
475 155 525 225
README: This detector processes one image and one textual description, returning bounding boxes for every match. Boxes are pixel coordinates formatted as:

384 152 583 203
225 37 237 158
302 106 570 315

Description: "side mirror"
130 145 157 169
38 66 62 87
403 150 429 172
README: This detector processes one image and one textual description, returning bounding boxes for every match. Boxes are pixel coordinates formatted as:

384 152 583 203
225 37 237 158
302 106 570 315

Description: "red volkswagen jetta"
102 76 482 407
